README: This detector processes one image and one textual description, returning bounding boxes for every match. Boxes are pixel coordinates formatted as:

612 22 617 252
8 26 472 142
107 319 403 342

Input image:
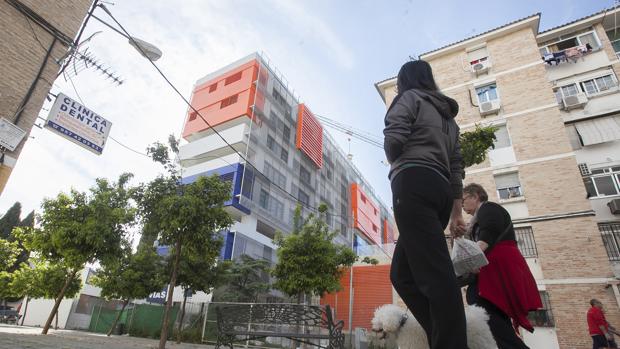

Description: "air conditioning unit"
562 93 588 110
470 59 492 74
479 99 501 116
609 199 620 215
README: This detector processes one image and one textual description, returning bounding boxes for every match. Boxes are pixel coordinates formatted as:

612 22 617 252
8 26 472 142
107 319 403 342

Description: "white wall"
21 298 73 328
522 327 560 349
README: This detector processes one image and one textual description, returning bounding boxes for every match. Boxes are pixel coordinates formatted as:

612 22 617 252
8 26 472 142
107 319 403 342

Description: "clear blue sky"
1 0 611 216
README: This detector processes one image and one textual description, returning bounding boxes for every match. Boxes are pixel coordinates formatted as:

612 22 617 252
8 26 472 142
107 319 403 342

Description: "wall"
0 0 92 193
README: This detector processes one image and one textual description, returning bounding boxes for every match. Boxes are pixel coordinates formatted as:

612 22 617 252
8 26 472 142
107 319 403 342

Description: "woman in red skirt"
461 183 542 349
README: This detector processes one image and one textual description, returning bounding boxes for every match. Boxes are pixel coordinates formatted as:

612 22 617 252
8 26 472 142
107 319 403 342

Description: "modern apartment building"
375 8 620 349
0 0 93 194
178 52 397 285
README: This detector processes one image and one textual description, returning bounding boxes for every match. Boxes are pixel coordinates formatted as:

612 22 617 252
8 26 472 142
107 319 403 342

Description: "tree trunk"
107 299 129 336
291 293 304 349
42 269 78 334
159 236 182 349
176 289 189 344
20 297 30 326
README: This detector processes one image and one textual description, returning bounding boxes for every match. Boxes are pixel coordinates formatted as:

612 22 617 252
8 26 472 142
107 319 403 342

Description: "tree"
93 244 167 336
9 259 81 326
15 173 135 334
136 136 233 349
0 239 20 305
460 125 498 169
0 239 20 272
174 242 231 343
214 255 271 303
272 204 357 304
0 202 35 271
0 202 22 240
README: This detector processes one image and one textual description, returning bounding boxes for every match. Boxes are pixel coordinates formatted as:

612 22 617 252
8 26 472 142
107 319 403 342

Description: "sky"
0 0 612 217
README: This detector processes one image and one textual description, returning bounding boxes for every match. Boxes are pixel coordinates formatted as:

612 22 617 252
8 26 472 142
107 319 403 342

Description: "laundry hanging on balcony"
542 43 592 65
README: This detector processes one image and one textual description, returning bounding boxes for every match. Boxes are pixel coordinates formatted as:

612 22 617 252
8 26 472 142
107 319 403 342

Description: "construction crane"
314 114 384 149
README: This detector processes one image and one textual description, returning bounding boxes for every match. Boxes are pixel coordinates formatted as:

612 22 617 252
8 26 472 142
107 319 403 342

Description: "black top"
472 201 515 248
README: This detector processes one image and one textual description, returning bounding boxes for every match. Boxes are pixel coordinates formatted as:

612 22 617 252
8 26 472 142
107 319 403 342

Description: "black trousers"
592 334 618 349
467 282 529 349
390 167 467 349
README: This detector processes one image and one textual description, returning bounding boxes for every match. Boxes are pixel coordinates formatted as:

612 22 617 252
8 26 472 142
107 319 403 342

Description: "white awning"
574 116 620 146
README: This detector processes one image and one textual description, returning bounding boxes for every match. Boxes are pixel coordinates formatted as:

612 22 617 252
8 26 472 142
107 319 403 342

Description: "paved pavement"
0 324 213 349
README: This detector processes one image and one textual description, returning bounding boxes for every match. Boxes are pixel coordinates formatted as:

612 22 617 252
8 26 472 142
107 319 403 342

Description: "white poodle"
371 304 497 349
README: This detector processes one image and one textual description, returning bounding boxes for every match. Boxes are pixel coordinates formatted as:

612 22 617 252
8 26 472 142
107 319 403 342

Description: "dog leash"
399 313 408 329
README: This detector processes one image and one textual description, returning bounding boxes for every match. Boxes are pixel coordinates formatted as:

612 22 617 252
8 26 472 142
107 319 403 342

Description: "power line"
90 5 395 257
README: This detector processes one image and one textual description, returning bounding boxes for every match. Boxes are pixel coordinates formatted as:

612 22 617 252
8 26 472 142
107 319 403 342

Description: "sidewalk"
0 324 213 349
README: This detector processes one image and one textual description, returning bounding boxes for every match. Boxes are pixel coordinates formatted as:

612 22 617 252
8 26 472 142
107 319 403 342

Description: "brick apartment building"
0 0 92 194
376 8 620 349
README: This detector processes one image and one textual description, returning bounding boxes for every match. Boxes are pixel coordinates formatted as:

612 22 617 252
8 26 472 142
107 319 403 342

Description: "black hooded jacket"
383 89 464 199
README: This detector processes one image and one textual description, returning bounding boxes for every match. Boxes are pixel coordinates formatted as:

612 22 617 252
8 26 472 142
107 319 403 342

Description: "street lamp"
91 8 162 62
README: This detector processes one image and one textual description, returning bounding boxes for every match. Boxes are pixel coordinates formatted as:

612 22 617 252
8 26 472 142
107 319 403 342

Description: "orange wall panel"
296 104 323 168
382 218 396 244
182 60 260 139
350 183 382 244
321 264 392 330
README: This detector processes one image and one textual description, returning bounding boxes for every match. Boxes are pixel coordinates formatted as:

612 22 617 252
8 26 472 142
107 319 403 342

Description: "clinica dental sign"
45 93 112 155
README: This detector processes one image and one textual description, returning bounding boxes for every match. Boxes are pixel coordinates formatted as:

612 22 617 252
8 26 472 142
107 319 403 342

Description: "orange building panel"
296 104 323 168
382 218 397 244
321 264 392 330
182 60 261 139
350 183 382 244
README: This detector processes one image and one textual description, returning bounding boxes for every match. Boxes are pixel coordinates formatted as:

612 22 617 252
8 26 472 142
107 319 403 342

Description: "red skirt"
478 240 542 332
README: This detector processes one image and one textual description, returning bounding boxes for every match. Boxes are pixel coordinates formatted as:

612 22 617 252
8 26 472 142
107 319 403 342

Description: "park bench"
215 303 344 349
0 309 21 324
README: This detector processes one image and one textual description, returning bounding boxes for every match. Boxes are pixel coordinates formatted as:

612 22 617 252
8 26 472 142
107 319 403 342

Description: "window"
542 31 600 53
493 125 511 149
220 94 238 108
582 166 620 198
494 172 522 200
528 291 554 327
264 161 286 188
361 193 367 204
515 227 538 258
560 84 580 97
267 135 276 151
580 75 617 96
280 148 288 163
282 125 291 144
300 166 311 185
209 84 217 93
225 72 242 85
259 189 269 210
467 46 489 66
600 222 620 261
298 189 310 206
272 197 284 220
476 84 498 103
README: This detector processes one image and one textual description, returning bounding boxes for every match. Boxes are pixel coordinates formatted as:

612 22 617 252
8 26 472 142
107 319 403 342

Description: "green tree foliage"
272 204 357 303
0 202 35 271
93 245 167 335
175 242 231 343
0 239 21 303
137 136 233 349
9 260 81 325
0 239 20 272
15 173 135 334
0 202 22 240
460 125 498 169
214 255 270 303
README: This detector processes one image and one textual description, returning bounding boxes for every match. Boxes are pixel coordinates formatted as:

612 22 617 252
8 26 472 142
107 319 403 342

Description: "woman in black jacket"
384 60 468 349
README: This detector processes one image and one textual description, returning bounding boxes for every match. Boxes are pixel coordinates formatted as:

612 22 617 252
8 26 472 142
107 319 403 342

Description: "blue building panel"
181 163 251 214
